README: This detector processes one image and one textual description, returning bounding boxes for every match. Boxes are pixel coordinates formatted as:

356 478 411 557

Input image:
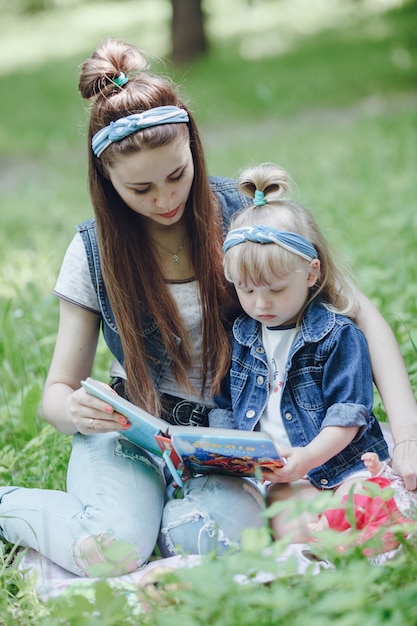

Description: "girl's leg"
266 480 320 542
0 433 166 576
267 474 371 542
158 474 264 557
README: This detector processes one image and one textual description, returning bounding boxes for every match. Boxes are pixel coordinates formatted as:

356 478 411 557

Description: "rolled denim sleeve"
321 402 369 440
320 321 375 440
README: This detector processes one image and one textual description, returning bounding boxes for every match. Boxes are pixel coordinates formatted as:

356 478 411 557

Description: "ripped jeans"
0 433 264 577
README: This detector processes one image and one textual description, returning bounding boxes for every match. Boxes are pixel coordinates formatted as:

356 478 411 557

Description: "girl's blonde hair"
224 163 359 321
78 39 237 414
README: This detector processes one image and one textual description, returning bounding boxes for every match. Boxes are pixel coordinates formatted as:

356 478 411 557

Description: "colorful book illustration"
169 428 285 480
82 377 285 485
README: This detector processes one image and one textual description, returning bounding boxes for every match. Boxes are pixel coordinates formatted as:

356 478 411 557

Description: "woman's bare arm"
356 292 417 489
42 300 121 435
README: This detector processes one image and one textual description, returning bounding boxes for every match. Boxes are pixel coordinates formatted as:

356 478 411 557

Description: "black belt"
110 377 210 427
160 394 209 427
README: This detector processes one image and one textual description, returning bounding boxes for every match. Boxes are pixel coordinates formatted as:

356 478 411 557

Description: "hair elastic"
113 72 129 87
223 224 318 261
253 190 267 206
92 105 189 158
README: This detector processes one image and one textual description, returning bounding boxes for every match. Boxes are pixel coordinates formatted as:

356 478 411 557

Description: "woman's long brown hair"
78 39 237 415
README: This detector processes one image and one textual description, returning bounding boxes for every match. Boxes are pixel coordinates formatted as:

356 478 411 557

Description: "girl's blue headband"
223 225 318 261
92 105 189 158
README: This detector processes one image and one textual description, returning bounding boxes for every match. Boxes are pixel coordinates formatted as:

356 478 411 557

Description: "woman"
0 38 415 577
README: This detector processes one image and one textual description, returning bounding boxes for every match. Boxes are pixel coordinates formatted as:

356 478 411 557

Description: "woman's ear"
306 259 320 287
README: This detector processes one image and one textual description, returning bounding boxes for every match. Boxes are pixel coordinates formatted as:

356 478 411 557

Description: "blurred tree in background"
171 0 207 63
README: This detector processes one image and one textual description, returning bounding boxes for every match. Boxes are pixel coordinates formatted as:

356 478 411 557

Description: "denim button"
246 410 256 418
320 478 329 485
257 376 264 385
255 346 264 354
285 412 292 420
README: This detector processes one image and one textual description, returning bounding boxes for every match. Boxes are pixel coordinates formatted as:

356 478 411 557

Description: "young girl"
0 39 416 576
213 162 390 540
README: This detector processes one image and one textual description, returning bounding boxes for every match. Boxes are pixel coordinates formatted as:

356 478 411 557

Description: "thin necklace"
152 237 185 265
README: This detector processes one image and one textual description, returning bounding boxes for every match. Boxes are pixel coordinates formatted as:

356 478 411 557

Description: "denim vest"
77 176 250 391
210 299 389 489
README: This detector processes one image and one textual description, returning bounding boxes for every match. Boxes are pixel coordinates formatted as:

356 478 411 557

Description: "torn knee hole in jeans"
161 511 240 555
72 533 141 577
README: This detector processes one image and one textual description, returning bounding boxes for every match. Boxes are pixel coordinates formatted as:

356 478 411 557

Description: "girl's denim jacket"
210 299 389 489
77 176 250 392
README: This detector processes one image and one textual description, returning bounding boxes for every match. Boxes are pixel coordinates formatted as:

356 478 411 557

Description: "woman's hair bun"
78 38 149 100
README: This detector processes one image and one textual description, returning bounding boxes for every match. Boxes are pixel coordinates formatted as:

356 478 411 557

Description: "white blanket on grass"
18 549 202 601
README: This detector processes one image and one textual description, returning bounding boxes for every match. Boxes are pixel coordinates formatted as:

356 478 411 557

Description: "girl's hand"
69 385 131 435
262 447 312 483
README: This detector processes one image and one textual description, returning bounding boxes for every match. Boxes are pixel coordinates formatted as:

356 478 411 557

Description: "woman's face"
108 137 194 227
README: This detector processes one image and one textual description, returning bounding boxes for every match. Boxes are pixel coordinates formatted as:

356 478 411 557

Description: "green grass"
0 0 416 622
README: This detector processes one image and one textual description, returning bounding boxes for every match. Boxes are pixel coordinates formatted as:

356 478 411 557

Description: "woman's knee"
71 441 167 575
158 475 264 557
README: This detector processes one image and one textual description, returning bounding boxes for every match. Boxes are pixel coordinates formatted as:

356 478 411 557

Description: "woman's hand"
42 300 126 435
392 439 417 491
69 385 130 435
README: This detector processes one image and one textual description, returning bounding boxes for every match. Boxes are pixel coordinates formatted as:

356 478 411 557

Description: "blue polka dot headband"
223 225 318 261
92 105 189 158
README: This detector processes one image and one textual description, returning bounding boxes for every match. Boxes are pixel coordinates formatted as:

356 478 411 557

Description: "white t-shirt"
260 325 296 449
53 233 213 405
54 232 100 313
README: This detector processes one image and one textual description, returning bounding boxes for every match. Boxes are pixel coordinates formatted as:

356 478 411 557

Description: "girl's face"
107 137 194 228
234 262 319 327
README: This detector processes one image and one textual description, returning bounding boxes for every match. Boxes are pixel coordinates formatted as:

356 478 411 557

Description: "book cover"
81 377 168 457
82 378 285 480
170 427 285 479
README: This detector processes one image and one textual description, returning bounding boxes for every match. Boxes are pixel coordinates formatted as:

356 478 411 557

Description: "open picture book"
81 377 285 486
